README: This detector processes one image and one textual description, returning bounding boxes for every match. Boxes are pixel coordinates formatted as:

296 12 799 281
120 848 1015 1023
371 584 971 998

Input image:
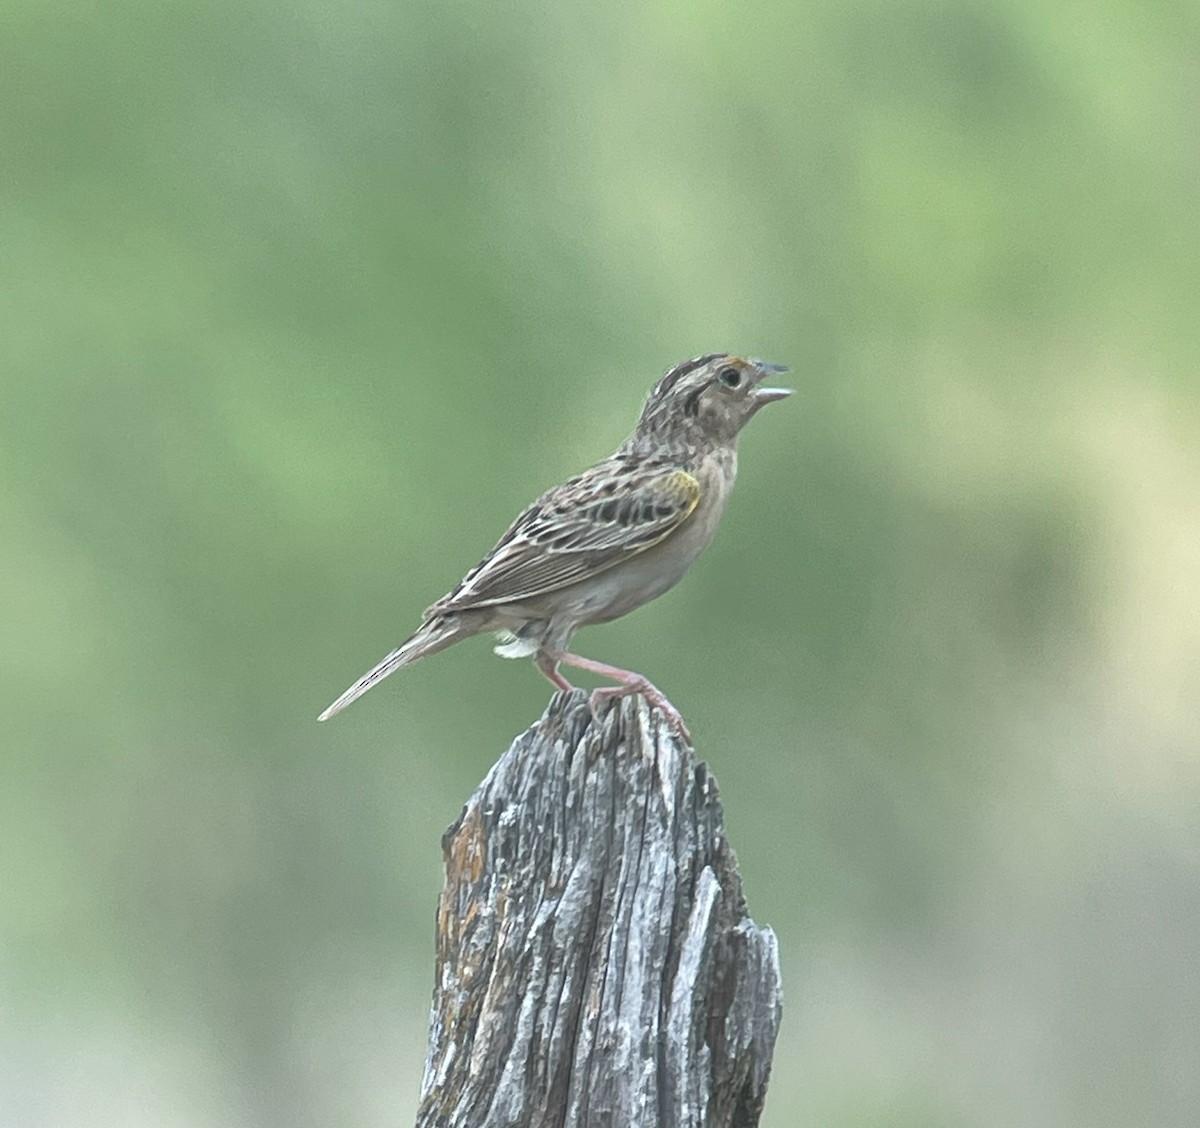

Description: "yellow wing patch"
662 469 701 521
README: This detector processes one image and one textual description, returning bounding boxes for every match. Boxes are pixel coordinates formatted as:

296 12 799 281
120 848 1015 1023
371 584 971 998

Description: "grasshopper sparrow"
318 353 791 741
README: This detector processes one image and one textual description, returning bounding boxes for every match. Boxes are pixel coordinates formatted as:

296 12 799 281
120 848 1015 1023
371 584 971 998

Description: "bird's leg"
535 651 576 694
548 651 692 743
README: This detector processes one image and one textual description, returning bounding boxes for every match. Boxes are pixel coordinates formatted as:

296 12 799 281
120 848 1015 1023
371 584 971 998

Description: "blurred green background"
3 1 1197 1125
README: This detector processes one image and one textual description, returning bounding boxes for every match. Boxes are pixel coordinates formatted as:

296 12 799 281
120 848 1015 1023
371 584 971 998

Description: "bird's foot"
588 681 692 744
548 650 692 744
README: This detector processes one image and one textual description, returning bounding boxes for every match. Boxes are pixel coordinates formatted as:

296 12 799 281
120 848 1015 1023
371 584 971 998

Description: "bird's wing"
430 461 701 612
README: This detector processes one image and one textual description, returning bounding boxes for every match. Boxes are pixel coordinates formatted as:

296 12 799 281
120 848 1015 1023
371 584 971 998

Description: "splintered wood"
416 690 782 1128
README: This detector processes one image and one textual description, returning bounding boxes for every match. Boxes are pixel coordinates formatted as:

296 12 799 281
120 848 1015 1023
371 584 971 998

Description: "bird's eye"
718 366 742 388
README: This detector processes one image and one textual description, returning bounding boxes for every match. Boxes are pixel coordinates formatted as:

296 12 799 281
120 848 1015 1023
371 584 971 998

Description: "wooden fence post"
416 689 782 1128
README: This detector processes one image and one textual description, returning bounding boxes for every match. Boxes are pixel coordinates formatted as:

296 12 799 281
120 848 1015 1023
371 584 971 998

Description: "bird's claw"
587 684 692 744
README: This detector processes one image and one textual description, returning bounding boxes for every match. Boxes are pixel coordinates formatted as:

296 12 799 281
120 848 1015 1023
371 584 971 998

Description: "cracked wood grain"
415 690 782 1128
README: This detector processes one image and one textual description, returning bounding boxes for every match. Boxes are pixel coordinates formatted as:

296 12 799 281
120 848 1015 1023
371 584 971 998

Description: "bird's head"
633 354 792 449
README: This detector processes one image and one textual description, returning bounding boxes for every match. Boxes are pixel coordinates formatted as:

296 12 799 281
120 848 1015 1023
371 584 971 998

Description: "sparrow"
318 353 791 741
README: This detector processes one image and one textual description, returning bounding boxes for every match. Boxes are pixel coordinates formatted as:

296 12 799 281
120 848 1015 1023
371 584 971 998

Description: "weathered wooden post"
416 689 782 1128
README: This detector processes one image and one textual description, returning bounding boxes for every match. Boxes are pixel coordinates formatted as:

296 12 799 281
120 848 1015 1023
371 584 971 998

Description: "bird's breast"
565 447 738 626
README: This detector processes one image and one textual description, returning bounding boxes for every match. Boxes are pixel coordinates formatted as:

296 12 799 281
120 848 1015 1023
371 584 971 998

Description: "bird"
318 353 791 741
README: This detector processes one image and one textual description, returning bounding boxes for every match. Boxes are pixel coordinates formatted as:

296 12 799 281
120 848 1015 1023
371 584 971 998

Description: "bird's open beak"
754 386 793 406
750 360 792 407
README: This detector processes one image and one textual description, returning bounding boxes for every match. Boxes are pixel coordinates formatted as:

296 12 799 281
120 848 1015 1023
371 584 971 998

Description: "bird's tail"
317 614 468 722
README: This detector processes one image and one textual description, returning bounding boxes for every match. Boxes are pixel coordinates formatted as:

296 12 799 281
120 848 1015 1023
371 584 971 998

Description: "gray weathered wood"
416 689 782 1128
